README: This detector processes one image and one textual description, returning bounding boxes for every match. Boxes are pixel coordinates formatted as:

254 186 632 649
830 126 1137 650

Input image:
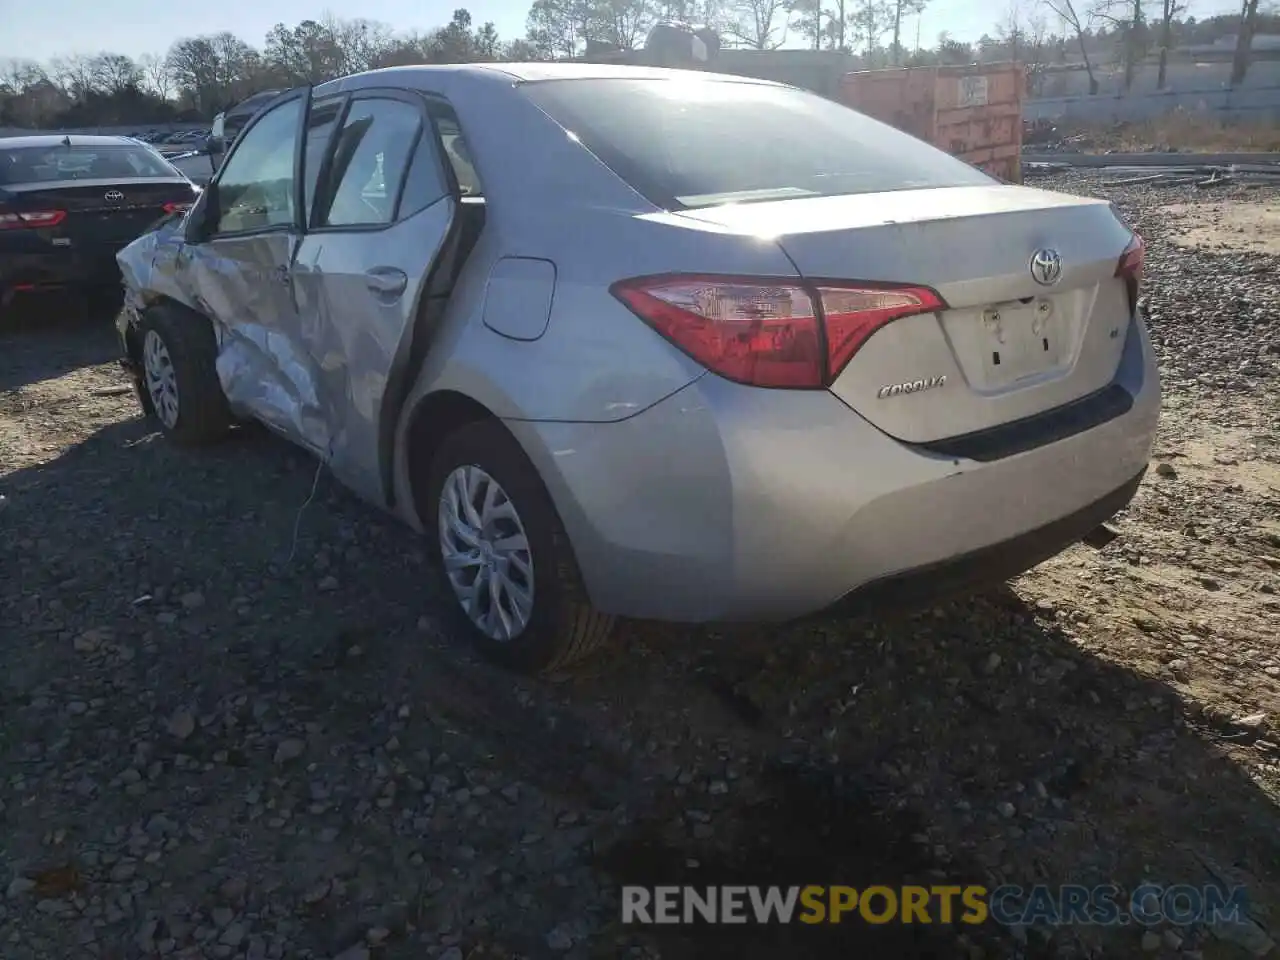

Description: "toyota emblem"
104 190 125 202
1029 248 1063 286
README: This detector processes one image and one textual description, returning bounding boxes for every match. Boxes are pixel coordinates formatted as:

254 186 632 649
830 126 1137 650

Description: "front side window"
318 98 422 228
213 97 302 235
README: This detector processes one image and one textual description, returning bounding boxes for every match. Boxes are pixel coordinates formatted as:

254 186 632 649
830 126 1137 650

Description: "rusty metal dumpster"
839 62 1025 183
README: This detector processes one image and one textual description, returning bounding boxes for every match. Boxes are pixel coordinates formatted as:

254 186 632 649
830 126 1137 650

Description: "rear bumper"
0 246 125 296
506 313 1160 623
820 466 1144 618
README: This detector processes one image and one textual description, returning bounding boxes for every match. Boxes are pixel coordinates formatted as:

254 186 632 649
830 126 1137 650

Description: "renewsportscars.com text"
622 884 1248 927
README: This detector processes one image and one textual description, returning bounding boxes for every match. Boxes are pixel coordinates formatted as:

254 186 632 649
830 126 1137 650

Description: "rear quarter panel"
397 73 802 424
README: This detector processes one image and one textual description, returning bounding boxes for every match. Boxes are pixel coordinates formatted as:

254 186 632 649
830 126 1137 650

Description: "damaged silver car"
116 63 1159 675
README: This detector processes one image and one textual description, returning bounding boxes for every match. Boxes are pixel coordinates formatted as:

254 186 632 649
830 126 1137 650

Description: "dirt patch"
1161 200 1280 254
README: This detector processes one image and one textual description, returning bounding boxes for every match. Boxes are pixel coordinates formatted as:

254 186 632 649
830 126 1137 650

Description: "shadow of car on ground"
0 294 123 393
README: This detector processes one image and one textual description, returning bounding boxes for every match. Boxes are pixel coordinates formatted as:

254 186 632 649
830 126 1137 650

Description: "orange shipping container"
839 62 1025 183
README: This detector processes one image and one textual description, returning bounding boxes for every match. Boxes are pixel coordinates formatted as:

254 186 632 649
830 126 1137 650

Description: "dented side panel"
292 196 457 506
117 194 458 512
119 218 339 459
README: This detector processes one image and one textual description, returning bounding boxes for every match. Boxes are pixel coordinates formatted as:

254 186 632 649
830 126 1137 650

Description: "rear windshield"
521 77 994 209
0 144 178 185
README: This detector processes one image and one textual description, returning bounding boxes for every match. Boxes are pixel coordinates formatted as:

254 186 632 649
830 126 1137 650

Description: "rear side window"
0 144 178 185
436 113 482 197
318 98 421 228
521 78 994 210
397 131 450 219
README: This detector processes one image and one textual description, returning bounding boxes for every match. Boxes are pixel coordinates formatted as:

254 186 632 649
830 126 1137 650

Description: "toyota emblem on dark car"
104 190 125 202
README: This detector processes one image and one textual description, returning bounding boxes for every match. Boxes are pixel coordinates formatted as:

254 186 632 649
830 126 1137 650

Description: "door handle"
365 267 407 297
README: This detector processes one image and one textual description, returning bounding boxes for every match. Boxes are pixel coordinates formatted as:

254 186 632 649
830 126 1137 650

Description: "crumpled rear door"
292 91 461 507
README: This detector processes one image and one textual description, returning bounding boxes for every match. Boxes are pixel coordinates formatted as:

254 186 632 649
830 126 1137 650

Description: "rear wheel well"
406 390 501 522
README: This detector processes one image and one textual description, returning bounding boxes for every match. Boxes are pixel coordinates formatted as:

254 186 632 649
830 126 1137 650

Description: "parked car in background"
1 134 199 310
209 90 288 152
115 64 1158 674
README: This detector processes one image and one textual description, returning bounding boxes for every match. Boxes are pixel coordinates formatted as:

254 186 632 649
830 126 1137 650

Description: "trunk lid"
3 178 197 245
674 184 1135 444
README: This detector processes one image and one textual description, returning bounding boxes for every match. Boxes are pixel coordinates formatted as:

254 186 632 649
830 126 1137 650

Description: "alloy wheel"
142 329 180 429
438 465 535 641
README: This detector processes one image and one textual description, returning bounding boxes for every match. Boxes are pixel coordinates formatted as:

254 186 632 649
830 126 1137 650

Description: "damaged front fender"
114 214 350 480
117 213 196 317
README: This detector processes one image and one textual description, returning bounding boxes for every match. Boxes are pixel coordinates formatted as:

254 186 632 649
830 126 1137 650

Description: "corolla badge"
877 375 947 399
1029 248 1063 286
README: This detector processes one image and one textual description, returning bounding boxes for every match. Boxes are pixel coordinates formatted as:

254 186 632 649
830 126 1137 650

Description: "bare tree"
1043 0 1101 92
996 0 1026 60
891 0 927 63
851 0 894 59
49 54 99 100
1231 0 1258 85
166 35 256 112
0 59 65 127
935 30 975 63
322 17 397 73
263 20 344 83
137 53 172 100
91 54 142 95
527 0 597 57
789 0 826 50
1155 0 1188 87
726 0 791 47
591 0 656 49
502 38 544 59
1023 7 1050 93
1091 0 1147 91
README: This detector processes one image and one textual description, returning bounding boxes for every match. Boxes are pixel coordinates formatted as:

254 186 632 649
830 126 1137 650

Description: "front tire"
426 420 615 673
136 304 232 445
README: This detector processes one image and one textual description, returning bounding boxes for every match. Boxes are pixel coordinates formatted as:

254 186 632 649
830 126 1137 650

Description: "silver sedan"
115 62 1160 673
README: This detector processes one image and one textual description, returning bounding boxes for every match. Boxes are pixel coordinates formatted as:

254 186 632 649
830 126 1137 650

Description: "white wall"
1027 60 1280 122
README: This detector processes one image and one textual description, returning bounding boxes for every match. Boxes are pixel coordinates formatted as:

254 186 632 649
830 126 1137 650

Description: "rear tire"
136 304 232 445
426 419 615 674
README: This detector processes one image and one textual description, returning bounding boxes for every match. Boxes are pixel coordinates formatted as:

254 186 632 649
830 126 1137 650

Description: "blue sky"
0 0 1244 63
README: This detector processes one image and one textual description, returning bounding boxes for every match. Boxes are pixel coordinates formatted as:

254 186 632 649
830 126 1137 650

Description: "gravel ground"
1 171 1278 960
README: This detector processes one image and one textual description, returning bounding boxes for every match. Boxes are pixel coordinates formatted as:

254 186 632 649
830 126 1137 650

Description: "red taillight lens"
611 275 945 388
163 201 192 215
1115 233 1144 311
0 209 66 230
818 285 946 380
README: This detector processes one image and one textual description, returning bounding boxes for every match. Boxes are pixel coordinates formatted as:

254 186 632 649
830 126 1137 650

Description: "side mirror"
183 184 217 243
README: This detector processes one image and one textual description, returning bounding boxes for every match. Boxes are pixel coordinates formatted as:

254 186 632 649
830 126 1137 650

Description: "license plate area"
977 297 1066 389
72 209 162 244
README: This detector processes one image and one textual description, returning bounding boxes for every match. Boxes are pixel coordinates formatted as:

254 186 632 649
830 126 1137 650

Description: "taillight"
163 201 192 215
818 285 946 379
610 275 945 389
0 209 66 230
1115 233 1144 312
